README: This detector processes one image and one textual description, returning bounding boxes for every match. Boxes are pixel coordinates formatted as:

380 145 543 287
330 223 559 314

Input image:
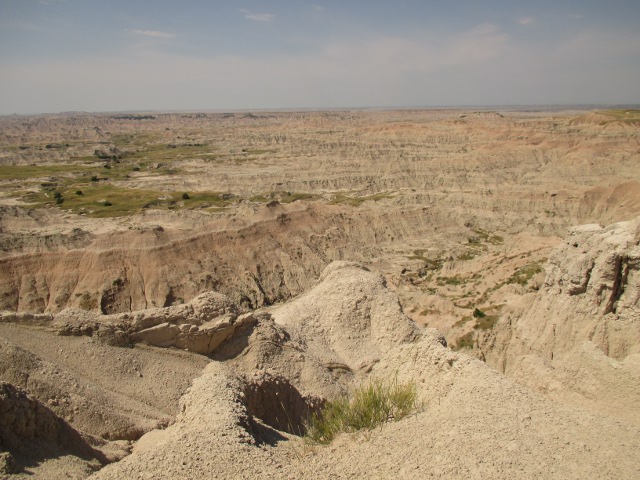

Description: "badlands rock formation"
480 216 640 425
1 109 640 323
1 109 639 478
0 256 639 478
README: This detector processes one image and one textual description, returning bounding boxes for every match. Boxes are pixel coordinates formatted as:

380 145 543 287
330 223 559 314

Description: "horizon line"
2 103 640 117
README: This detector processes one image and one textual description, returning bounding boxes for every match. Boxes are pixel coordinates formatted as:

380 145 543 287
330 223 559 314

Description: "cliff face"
480 216 640 424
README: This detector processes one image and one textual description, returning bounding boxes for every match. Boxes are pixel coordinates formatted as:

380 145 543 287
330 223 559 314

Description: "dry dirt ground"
0 108 639 478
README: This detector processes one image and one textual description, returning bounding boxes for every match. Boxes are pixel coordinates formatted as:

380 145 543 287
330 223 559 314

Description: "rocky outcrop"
480 216 640 424
24 291 250 355
272 261 421 370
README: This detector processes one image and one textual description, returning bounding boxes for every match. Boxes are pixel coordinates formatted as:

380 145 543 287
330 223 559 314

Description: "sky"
1 0 639 114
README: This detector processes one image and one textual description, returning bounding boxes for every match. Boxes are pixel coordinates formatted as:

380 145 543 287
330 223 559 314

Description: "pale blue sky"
1 0 639 114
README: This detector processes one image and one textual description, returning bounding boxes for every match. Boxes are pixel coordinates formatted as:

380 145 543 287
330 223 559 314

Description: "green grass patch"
18 184 236 218
241 148 276 155
305 378 420 445
457 250 477 261
506 260 546 286
452 331 474 350
0 164 94 180
330 191 394 207
437 275 465 286
599 109 640 124
470 228 503 245
473 314 499 330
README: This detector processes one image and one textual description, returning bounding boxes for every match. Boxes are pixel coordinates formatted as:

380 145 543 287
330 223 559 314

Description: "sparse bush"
103 201 112 206
75 190 83 195
182 192 190 200
305 378 419 445
90 175 98 182
473 307 486 318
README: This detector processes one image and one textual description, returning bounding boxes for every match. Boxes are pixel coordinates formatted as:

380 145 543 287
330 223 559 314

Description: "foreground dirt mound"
91 331 640 480
0 324 208 443
481 216 640 424
2 258 640 478
0 382 105 477
90 261 640 479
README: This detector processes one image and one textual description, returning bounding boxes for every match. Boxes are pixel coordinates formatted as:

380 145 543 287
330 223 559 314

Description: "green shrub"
473 308 486 318
182 192 190 200
305 378 419 444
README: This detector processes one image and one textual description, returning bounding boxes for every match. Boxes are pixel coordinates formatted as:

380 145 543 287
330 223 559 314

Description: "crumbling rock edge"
479 216 640 424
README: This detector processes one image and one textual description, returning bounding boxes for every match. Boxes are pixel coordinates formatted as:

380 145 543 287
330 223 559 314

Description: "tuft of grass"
469 228 504 245
457 250 477 261
330 191 394 207
437 275 464 286
506 260 545 286
305 378 419 445
453 331 475 350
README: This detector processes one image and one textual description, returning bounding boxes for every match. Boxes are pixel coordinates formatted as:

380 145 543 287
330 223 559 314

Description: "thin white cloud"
240 9 275 22
313 5 325 12
516 17 536 26
129 29 176 39
3 22 640 113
